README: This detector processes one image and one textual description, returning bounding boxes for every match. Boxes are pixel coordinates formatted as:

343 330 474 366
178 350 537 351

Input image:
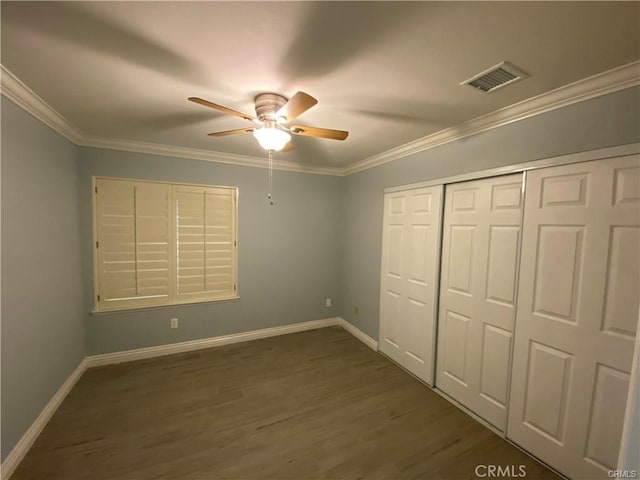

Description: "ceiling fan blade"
189 97 259 123
280 140 294 152
290 125 349 141
207 127 255 137
276 91 318 122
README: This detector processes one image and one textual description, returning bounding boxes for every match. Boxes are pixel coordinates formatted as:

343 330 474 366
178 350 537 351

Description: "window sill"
90 296 240 316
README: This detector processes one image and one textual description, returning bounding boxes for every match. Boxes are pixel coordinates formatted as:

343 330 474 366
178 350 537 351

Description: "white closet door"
379 185 443 385
436 174 523 431
507 155 640 479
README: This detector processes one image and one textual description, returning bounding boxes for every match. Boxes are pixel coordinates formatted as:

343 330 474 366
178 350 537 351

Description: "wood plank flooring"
12 326 559 479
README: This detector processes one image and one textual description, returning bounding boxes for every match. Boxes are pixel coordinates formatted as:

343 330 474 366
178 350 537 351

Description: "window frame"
92 176 239 313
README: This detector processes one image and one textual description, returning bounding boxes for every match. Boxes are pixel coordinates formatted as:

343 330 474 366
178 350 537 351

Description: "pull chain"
268 149 274 205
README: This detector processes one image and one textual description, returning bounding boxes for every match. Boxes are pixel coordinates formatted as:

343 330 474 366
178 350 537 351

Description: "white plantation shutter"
174 185 237 302
94 178 237 311
95 179 172 310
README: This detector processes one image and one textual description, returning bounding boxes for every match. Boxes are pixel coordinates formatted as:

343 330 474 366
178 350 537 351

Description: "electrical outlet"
325 298 332 307
170 318 178 329
354 306 359 316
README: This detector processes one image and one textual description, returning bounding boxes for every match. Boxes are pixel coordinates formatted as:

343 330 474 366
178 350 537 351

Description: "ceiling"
1 1 639 169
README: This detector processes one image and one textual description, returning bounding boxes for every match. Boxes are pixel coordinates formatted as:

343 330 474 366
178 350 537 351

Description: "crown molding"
0 65 83 143
2 61 638 177
78 136 341 176
342 61 640 175
0 64 341 176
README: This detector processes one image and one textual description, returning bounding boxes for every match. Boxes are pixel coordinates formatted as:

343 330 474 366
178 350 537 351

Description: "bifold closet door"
436 174 523 431
507 155 640 479
379 185 443 385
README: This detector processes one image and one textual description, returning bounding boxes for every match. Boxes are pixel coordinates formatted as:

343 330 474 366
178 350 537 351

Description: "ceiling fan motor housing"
254 93 288 122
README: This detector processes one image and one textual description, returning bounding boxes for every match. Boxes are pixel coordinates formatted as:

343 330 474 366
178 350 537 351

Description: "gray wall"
78 147 343 354
340 86 640 339
1 97 86 460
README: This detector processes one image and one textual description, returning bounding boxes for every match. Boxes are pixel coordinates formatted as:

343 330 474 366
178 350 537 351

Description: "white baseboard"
337 317 378 351
1 316 378 479
84 317 378 368
1 358 88 480
85 317 343 367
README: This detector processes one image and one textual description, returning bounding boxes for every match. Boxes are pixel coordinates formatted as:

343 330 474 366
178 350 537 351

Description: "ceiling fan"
188 92 349 152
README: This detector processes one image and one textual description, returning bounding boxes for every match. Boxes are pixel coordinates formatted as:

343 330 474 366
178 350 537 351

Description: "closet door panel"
442 310 471 385
507 155 640 480
485 225 519 306
479 324 512 409
379 186 443 385
436 174 523 431
380 194 407 363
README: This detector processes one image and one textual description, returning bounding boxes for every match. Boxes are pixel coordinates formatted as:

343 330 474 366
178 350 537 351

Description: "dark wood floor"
12 327 559 480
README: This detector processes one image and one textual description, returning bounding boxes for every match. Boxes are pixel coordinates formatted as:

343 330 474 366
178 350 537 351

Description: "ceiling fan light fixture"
253 126 291 151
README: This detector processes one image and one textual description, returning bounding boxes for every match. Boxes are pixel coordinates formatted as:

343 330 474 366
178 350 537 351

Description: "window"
93 177 237 311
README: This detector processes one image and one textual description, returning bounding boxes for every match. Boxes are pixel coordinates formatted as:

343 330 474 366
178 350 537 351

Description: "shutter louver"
175 185 236 302
96 179 171 310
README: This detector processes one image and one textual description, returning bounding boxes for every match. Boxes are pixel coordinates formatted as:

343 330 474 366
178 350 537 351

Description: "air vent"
461 61 527 93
